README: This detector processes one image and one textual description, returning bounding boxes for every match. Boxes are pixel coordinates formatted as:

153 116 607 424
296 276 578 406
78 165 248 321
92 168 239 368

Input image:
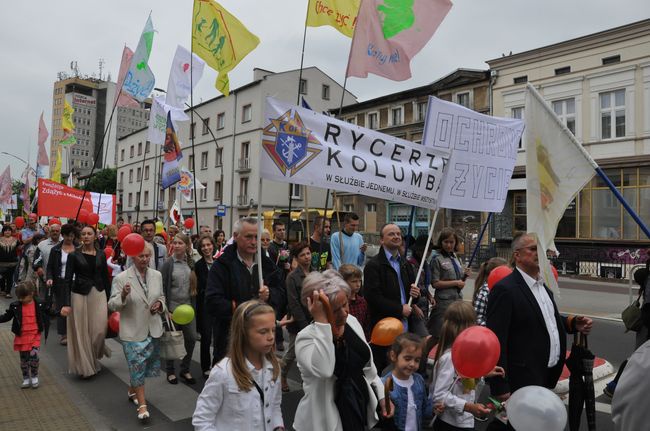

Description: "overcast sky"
0 0 648 178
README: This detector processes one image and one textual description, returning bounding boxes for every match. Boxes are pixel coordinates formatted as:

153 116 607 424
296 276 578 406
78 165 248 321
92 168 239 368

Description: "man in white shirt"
486 232 592 404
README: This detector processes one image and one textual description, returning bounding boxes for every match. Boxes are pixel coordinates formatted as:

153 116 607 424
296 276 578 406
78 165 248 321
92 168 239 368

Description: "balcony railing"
237 158 251 171
237 194 249 207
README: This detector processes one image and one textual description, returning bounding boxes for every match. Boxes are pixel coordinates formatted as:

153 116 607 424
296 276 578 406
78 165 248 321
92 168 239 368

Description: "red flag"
37 112 49 168
0 166 12 205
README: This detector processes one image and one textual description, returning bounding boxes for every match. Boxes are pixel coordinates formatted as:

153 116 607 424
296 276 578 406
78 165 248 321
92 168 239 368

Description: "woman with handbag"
161 233 197 385
109 242 165 422
60 225 111 378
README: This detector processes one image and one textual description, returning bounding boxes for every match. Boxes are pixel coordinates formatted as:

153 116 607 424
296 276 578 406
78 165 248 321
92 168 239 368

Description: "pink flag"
37 112 49 167
346 0 452 81
115 46 140 108
21 168 31 215
0 166 12 205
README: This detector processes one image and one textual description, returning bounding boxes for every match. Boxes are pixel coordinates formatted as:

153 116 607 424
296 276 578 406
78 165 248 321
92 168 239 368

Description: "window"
214 181 222 200
241 141 250 160
201 151 208 169
169 187 176 203
215 148 223 167
136 167 142 181
130 145 134 157
511 107 524 149
128 169 133 183
128 193 133 207
242 104 252 123
240 177 249 197
290 183 302 199
456 92 470 108
367 112 379 129
602 55 620 65
119 172 124 186
200 187 207 201
555 66 571 76
322 84 330 100
144 165 149 180
145 141 150 154
390 107 403 126
144 191 149 206
217 112 225 129
344 204 354 212
415 101 428 122
552 98 576 135
366 203 377 212
347 117 356 125
120 149 124 161
136 192 141 207
190 122 195 139
513 75 528 84
202 118 210 135
600 89 625 139
137 142 142 156
188 154 194 171
299 79 307 95
513 192 526 232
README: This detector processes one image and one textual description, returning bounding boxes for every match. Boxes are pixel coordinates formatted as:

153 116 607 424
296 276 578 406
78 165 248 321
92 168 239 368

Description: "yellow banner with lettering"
307 0 360 37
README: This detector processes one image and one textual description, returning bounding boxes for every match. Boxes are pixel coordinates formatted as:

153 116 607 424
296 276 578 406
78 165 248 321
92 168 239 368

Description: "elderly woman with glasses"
293 270 393 431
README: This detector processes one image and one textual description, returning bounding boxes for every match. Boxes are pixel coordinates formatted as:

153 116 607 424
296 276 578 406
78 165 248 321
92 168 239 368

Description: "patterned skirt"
122 336 161 387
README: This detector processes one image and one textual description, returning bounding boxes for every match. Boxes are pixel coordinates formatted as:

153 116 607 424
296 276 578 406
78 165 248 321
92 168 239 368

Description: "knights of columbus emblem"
262 109 322 176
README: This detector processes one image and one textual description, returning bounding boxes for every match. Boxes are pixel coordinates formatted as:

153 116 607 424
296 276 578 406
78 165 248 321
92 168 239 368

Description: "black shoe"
181 373 196 384
167 374 178 385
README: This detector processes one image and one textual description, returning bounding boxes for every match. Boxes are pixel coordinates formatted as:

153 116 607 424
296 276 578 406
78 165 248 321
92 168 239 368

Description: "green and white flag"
123 16 156 102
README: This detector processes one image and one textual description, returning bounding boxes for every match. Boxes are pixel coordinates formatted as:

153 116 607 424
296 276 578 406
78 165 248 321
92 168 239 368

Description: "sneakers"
603 381 616 398
21 379 30 389
31 377 39 388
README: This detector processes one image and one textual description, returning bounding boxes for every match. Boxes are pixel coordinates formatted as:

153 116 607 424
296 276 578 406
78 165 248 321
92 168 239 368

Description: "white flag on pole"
524 83 595 294
148 95 170 145
166 45 205 121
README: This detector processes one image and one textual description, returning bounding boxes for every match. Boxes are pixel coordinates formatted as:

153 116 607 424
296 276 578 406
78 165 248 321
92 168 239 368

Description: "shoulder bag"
159 314 186 360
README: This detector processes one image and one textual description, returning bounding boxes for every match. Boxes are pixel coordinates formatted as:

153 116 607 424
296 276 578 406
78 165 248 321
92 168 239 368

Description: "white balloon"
507 385 567 431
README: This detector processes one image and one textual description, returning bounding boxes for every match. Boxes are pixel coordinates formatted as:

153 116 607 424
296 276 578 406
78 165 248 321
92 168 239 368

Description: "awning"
509 178 526 191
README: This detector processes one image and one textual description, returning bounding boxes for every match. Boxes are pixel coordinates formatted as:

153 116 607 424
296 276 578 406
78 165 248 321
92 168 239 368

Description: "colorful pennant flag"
306 0 360 37
192 0 260 96
347 0 452 81
166 45 205 118
161 111 183 189
178 167 205 201
0 166 12 206
60 99 77 146
21 167 31 215
115 46 141 108
51 147 62 183
123 16 156 102
148 95 171 145
37 112 49 176
170 200 183 224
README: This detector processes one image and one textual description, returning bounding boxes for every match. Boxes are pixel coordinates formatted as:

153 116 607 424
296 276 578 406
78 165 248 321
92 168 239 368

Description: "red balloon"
48 217 61 226
104 247 114 259
184 218 195 229
87 213 100 226
451 326 501 378
551 265 559 281
14 216 25 228
487 265 513 291
78 209 89 223
117 225 132 242
122 233 145 257
108 312 120 333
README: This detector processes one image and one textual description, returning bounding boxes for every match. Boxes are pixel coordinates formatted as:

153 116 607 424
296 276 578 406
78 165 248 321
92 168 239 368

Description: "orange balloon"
370 317 404 347
487 265 512 290
551 265 559 281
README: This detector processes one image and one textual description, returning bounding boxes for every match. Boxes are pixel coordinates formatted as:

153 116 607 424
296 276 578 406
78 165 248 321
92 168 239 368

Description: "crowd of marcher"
12 210 648 430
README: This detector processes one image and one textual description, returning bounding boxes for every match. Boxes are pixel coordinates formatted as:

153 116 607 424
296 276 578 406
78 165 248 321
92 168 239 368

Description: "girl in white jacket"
193 300 284 431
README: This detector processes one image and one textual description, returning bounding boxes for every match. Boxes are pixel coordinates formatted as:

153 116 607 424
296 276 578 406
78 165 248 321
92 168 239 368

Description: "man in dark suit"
364 223 419 373
486 232 592 403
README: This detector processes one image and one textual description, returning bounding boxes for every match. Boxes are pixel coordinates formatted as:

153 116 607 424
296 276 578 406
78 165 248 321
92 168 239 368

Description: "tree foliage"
84 168 117 194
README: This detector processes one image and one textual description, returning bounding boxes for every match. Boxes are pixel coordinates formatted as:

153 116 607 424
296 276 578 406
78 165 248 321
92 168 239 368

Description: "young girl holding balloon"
430 301 504 431
160 233 197 385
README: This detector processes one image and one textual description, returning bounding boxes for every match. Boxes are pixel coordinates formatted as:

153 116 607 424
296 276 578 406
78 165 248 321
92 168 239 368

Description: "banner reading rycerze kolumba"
37 179 116 224
422 96 525 213
261 97 450 209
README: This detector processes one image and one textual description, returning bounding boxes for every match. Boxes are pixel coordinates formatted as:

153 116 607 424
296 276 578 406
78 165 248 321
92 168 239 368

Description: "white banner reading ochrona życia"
422 96 525 213
261 97 451 210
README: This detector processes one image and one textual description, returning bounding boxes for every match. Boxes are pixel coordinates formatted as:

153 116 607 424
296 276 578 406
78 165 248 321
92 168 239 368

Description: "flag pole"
134 148 147 223
467 212 492 268
408 208 440 307
256 177 264 295
189 9 200 235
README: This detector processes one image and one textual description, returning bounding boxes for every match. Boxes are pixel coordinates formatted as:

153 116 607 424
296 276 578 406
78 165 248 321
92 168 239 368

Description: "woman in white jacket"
108 242 166 422
293 270 393 431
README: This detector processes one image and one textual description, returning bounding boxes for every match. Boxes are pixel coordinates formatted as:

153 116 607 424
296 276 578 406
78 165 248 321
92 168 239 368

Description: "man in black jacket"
486 232 592 406
364 223 419 373
204 217 284 363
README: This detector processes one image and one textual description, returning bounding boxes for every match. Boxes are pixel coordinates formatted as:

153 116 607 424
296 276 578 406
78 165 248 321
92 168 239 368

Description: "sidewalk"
0 328 92 431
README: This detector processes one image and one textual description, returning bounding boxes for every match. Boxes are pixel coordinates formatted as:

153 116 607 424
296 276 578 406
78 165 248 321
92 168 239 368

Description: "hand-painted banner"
115 46 140 108
148 95 169 145
123 16 156 102
0 166 12 205
261 97 450 210
166 45 205 117
347 0 452 81
422 96 524 213
37 179 116 224
307 0 360 37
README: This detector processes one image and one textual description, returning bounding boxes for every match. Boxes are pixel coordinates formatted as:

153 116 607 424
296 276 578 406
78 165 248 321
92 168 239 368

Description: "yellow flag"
62 99 75 132
51 147 62 183
306 0 360 37
192 0 260 96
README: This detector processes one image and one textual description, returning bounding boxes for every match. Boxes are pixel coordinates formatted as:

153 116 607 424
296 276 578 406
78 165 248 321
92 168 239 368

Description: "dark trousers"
213 319 230 364
433 418 473 431
165 320 196 375
54 278 69 336
200 313 220 372
0 266 16 294
19 347 40 379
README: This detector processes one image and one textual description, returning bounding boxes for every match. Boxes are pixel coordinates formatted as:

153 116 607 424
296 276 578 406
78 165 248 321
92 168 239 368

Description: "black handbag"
622 292 644 332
